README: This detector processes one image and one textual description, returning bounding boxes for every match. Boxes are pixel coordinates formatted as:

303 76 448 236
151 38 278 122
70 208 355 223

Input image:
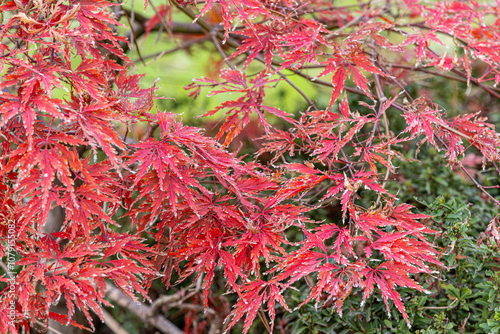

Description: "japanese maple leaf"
361 262 428 326
1 132 84 231
226 279 290 334
67 58 109 99
196 0 265 40
299 224 356 264
401 96 447 146
279 18 328 69
395 203 436 234
319 52 385 108
60 184 118 238
112 71 157 117
177 236 246 308
198 70 294 145
231 24 281 69
300 263 364 316
66 94 126 170
401 30 444 64
129 143 204 216
268 163 327 207
450 112 500 166
348 53 385 98
0 55 66 97
314 113 374 161
337 170 390 222
364 231 440 270
229 214 289 276
0 86 64 148
319 58 347 108
354 202 435 242
143 4 171 40
257 128 297 163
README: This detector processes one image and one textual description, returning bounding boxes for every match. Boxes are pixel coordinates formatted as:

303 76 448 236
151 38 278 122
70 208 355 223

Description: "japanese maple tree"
1 0 500 333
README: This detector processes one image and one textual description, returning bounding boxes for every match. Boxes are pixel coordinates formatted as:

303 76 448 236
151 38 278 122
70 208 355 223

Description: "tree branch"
101 308 130 334
105 283 183 334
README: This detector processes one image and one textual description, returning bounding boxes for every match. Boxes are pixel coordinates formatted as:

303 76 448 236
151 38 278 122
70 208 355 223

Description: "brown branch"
459 161 500 205
102 308 130 334
148 289 200 317
105 283 183 334
122 5 146 65
285 67 369 97
148 0 179 46
460 313 470 334
134 37 210 64
371 40 393 205
210 30 236 70
208 315 222 334
493 161 500 175
421 46 500 100
120 8 208 57
273 67 319 110
0 260 9 275
433 136 500 206
172 1 241 49
391 64 500 97
258 306 272 333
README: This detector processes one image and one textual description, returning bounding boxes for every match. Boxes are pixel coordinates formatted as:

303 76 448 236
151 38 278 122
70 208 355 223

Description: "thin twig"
135 37 210 65
258 306 272 333
210 30 236 70
371 43 392 205
493 161 500 175
459 161 500 205
419 298 458 310
149 0 179 46
123 2 146 66
435 136 500 206
273 67 319 111
329 14 364 35
460 313 470 334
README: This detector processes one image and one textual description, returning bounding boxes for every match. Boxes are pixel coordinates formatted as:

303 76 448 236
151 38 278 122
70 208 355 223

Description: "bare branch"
101 308 130 334
105 283 183 334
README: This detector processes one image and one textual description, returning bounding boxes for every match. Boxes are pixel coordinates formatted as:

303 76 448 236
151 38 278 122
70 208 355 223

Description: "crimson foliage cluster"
0 0 499 333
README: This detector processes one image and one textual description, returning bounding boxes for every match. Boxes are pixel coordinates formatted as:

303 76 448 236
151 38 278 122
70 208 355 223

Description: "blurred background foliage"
91 2 500 333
